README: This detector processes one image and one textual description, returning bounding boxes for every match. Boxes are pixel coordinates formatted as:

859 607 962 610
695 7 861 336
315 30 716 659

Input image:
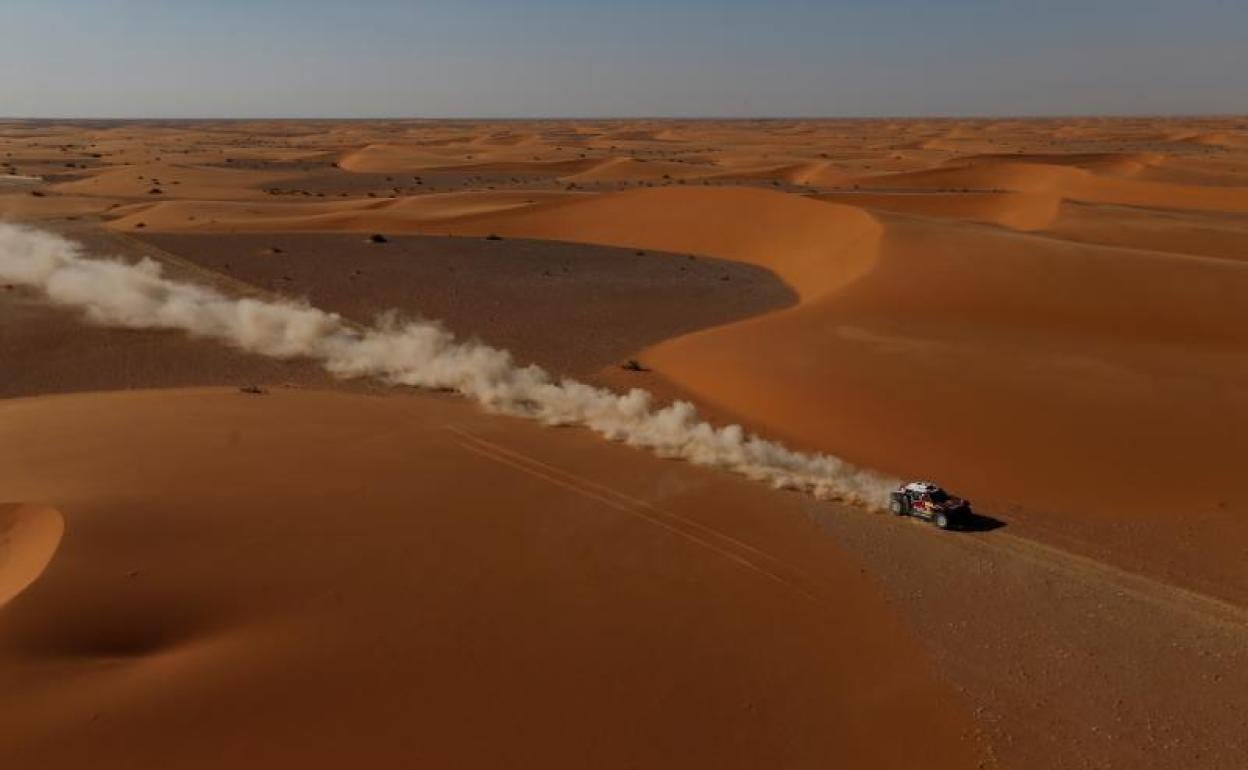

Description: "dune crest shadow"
0 503 65 607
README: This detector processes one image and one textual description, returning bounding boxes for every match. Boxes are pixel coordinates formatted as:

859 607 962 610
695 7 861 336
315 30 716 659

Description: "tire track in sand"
445 425 823 603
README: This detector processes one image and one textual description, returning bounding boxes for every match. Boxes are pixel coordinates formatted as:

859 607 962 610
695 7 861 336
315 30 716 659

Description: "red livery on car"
889 481 972 530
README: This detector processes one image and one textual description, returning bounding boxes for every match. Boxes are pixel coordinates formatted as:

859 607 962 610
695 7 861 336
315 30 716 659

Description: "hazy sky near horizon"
3 0 1246 118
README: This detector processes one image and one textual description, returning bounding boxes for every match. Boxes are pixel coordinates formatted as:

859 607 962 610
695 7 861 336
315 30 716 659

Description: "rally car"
888 481 972 530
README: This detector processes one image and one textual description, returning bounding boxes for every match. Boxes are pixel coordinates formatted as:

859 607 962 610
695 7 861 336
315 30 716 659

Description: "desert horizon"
5 112 1248 769
4 1 1248 768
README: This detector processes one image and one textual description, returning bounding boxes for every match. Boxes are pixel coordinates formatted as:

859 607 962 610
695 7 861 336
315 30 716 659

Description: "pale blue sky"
2 0 1245 118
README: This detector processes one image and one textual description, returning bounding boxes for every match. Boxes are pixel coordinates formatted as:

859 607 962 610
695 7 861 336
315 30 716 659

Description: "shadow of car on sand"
950 511 1008 533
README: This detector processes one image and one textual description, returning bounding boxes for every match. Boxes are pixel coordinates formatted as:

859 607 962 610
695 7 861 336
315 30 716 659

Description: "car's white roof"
903 481 942 493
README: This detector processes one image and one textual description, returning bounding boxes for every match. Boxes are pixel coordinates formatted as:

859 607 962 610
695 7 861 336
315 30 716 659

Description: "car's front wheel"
933 513 950 530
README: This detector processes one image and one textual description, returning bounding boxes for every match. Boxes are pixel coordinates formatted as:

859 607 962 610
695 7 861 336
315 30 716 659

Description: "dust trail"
0 223 897 507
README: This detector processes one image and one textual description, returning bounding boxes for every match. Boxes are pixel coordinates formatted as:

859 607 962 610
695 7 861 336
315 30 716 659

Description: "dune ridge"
446 187 885 301
852 158 1248 214
0 388 981 770
0 222 897 507
0 503 64 607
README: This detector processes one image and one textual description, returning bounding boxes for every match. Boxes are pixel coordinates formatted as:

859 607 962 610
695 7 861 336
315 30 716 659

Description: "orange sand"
5 116 1248 768
0 388 980 769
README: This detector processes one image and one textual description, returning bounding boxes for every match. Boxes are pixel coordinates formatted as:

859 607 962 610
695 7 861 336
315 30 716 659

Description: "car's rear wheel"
889 497 907 516
933 513 950 530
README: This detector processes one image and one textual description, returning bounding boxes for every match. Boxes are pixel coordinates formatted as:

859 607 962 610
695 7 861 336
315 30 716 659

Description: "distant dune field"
4 117 1248 769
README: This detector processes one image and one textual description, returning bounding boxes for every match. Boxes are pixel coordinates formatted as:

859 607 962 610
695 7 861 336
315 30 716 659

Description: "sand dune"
856 158 1248 213
384 189 576 219
643 215 1248 523
0 388 980 769
305 166 1248 576
560 156 703 182
1170 130 1248 149
1066 172 1248 213
338 142 578 174
67 148 1248 529
466 130 541 147
853 160 1086 193
6 116 1248 768
1048 203 1248 262
447 187 884 300
52 163 294 200
814 189 1061 231
0 503 64 607
598 127 679 142
430 157 602 176
706 160 851 187
339 144 467 172
961 152 1162 174
13 119 1245 534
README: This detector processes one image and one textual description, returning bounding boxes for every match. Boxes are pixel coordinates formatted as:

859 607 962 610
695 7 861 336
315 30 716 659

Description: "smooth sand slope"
849 157 1248 213
642 214 1248 597
0 388 981 770
813 189 1062 231
0 504 64 607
